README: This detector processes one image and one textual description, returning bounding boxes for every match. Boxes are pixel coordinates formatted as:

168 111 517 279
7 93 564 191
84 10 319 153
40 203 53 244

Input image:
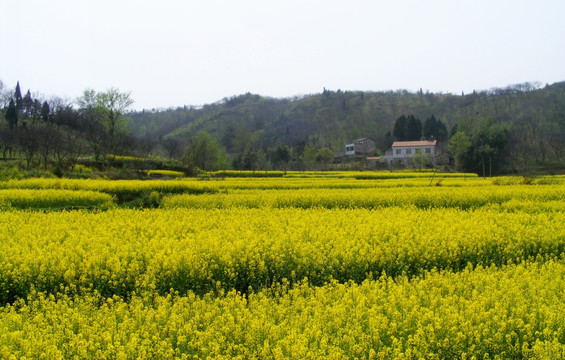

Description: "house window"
425 148 431 154
396 149 401 155
406 149 412 155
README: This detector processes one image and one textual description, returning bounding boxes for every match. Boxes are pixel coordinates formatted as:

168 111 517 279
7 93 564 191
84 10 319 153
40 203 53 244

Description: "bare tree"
17 127 41 169
0 125 16 160
36 124 60 169
162 138 182 159
138 138 156 157
0 79 10 108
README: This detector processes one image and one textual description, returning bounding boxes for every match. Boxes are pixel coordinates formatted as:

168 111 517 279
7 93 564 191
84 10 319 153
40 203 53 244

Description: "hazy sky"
2 0 564 110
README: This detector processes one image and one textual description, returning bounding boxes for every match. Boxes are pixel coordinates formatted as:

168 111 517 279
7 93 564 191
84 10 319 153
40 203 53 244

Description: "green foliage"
52 166 63 178
393 114 407 140
93 88 134 137
393 115 422 141
449 132 472 171
411 151 432 171
127 82 565 174
77 88 134 160
183 130 229 171
123 190 162 208
2 81 564 175
393 114 422 141
268 142 290 169
423 114 447 141
316 147 334 170
4 99 18 128
405 114 422 140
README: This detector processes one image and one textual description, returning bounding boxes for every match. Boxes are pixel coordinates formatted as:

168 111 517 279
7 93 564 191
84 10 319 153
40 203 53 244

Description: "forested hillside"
1 79 564 176
130 82 565 174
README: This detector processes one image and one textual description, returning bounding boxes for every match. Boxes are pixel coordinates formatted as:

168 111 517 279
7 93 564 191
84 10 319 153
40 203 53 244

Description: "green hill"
129 82 565 173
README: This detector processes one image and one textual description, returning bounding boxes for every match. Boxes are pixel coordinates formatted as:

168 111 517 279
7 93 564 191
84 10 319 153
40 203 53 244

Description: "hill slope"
129 82 565 172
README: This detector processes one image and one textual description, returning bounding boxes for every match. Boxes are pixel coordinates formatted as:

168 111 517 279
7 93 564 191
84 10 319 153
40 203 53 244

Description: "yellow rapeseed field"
0 173 563 359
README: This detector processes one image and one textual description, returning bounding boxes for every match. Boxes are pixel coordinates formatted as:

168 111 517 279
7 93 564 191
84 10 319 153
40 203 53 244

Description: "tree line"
0 81 340 173
0 81 142 170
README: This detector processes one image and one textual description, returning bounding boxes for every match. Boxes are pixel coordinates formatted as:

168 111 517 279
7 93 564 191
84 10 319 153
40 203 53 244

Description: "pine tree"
405 115 422 141
423 115 438 140
14 81 22 112
22 90 33 118
393 115 407 141
424 115 448 142
41 101 50 122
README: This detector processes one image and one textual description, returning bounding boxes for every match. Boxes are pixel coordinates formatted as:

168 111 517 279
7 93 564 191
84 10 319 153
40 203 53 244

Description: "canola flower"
0 178 218 203
162 185 565 211
0 174 561 200
206 170 477 180
0 175 563 359
0 260 564 359
0 189 115 210
0 206 563 302
0 174 489 198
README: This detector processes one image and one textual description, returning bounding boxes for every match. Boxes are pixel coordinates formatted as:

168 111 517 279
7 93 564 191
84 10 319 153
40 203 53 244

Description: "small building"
344 137 376 157
383 140 437 165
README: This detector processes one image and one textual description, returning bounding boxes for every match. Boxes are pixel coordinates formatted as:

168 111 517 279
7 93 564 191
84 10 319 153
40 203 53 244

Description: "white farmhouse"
383 140 437 165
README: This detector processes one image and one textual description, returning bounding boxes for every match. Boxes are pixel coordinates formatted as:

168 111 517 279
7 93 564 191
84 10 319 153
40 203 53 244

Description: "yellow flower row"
162 185 565 211
0 176 526 204
1 175 561 199
0 178 216 203
0 189 115 210
207 170 478 179
1 260 564 359
0 207 563 302
0 179 561 211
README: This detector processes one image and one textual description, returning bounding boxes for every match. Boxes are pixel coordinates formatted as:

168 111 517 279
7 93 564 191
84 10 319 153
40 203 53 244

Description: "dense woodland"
1 78 564 176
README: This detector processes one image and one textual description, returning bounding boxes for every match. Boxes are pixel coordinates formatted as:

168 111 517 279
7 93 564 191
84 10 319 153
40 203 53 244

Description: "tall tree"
95 88 134 138
316 147 334 171
448 131 471 171
423 115 448 142
392 115 407 141
302 143 318 169
41 101 50 122
22 90 33 118
162 138 182 159
269 142 290 170
405 115 422 141
14 81 22 113
183 131 228 171
0 79 7 108
77 88 134 158
393 115 422 141
470 120 508 176
5 99 18 128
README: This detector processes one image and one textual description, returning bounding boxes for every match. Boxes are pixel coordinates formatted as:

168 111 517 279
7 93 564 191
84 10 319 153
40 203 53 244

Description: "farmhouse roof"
354 137 375 143
391 140 437 147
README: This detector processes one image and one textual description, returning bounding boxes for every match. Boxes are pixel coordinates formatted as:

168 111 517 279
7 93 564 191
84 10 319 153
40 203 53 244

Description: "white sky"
1 0 564 110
